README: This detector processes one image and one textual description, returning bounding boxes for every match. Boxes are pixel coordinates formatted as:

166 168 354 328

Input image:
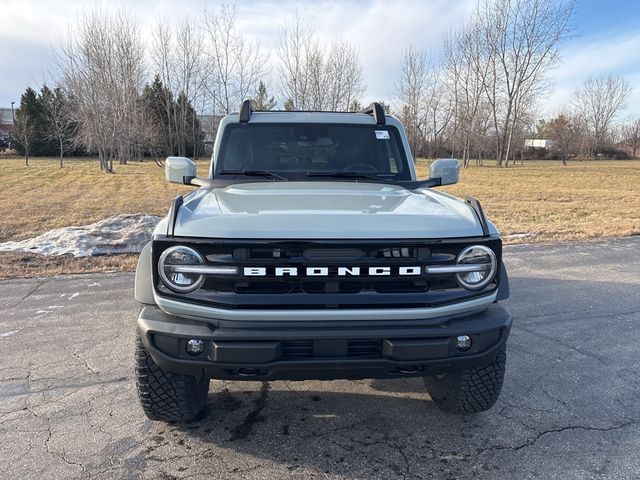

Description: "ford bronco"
134 101 511 422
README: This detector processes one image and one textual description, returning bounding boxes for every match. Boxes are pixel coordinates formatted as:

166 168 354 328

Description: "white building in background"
524 138 556 149
0 108 14 144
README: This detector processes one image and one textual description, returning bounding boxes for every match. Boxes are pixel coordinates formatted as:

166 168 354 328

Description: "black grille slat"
282 340 313 358
281 339 382 359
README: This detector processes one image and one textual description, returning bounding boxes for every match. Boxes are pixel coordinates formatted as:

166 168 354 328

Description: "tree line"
9 0 639 171
396 0 637 166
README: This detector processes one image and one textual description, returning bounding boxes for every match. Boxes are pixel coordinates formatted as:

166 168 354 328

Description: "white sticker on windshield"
375 130 390 140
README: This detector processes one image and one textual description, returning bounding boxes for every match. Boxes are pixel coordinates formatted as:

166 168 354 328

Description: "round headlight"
158 246 205 293
455 245 497 290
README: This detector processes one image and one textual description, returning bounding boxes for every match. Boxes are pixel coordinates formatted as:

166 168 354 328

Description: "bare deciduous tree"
622 117 640 157
572 74 632 156
397 46 452 159
278 14 365 111
278 14 313 110
324 41 365 111
443 23 491 167
13 108 35 166
150 18 178 155
476 0 574 166
397 46 429 156
546 111 583 165
175 17 205 157
56 9 145 172
203 5 266 115
40 85 74 167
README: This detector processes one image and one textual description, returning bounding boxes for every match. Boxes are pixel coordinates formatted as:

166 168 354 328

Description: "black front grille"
153 237 502 309
217 278 431 295
281 339 382 359
281 340 313 358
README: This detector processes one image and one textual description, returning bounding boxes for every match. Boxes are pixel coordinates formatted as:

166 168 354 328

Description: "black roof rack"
237 99 387 124
360 102 386 125
239 99 252 123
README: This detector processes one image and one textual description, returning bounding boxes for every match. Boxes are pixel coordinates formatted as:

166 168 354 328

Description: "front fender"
134 241 155 305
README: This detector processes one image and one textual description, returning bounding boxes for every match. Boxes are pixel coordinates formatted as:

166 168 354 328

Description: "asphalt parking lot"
1 237 639 479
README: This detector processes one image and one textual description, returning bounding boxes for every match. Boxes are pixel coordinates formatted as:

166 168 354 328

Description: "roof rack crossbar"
239 99 252 123
360 102 386 125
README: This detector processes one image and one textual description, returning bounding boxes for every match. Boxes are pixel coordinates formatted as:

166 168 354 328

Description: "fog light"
186 339 205 356
455 335 472 351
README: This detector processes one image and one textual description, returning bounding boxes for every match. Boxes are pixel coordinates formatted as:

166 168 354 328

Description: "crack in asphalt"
480 419 640 454
514 323 615 367
0 280 47 309
26 404 87 474
72 351 99 376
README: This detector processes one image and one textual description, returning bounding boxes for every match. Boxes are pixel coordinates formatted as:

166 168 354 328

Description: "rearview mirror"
165 157 196 184
429 159 460 186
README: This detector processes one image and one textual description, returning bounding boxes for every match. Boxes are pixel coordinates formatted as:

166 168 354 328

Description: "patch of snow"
0 330 18 338
68 292 80 300
503 232 540 240
88 283 101 287
0 214 161 258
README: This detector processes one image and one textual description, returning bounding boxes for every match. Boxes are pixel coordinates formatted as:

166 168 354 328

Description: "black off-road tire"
424 346 506 414
135 338 210 422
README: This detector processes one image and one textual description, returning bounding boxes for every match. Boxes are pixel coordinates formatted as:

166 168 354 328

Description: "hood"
165 181 491 239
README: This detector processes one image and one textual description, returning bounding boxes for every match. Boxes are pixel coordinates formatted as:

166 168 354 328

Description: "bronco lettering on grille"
243 266 423 277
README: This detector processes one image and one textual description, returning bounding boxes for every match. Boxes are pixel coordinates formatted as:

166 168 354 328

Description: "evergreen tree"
176 92 204 158
252 81 277 111
142 76 204 159
141 76 175 157
13 87 41 164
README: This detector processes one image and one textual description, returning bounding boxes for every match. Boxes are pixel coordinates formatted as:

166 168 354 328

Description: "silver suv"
134 102 511 422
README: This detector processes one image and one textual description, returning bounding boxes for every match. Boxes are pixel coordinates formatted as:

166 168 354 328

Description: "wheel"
424 346 506 414
135 337 210 422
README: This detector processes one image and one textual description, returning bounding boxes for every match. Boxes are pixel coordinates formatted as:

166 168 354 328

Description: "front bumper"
137 304 512 381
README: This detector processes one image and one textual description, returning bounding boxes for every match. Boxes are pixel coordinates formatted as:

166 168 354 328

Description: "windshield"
217 123 411 181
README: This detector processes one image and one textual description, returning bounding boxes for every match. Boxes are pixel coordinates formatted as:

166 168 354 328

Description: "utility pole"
10 101 15 123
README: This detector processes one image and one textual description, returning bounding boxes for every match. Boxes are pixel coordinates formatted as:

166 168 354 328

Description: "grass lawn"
416 159 640 243
1 156 639 277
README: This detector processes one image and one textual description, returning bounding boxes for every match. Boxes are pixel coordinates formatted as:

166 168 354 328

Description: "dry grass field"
416 159 640 243
0 157 639 277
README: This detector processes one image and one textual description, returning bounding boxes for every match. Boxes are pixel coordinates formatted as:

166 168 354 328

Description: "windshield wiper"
218 170 288 181
307 171 382 182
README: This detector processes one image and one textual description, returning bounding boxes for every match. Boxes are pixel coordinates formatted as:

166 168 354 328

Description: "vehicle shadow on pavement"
158 380 512 478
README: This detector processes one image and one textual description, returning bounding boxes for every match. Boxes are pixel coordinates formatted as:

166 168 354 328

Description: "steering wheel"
342 163 378 173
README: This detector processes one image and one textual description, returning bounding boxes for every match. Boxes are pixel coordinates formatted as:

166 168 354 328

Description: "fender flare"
496 262 510 301
134 241 155 305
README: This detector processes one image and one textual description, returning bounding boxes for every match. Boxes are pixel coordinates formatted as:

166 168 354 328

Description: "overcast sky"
2 0 640 118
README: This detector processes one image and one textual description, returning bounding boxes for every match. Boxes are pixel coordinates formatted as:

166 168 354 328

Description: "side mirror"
165 156 196 185
429 158 460 186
